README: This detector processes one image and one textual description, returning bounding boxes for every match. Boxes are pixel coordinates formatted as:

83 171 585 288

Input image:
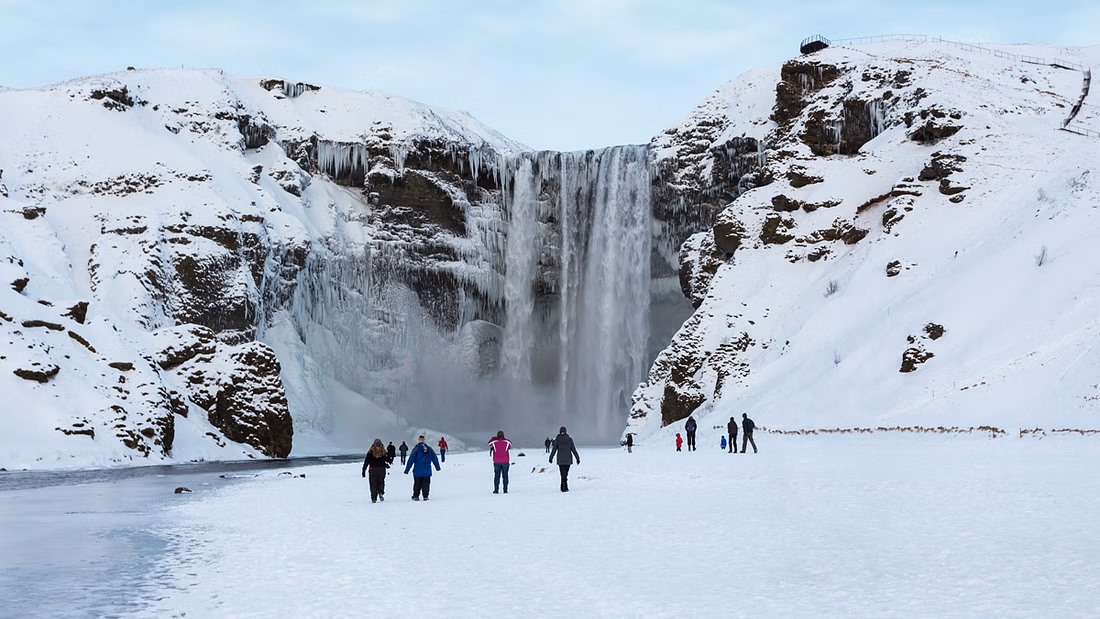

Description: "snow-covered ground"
5 436 1098 618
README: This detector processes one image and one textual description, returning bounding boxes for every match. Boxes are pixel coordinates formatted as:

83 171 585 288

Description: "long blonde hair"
370 439 385 458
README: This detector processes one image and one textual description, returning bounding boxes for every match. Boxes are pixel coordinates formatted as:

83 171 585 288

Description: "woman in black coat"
362 439 392 503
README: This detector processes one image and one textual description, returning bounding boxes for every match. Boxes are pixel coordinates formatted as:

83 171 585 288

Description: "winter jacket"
399 443 409 454
489 437 512 463
625 434 633 447
387 444 397 460
404 443 441 477
549 432 580 465
438 438 449 451
743 417 756 434
720 436 727 449
727 420 739 436
675 434 683 448
362 451 390 475
685 418 698 433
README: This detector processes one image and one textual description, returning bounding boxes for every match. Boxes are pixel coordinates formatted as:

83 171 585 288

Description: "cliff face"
629 41 1100 439
0 70 691 466
0 70 534 467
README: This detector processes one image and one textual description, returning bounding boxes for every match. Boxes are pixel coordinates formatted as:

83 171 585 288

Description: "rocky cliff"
628 40 1100 439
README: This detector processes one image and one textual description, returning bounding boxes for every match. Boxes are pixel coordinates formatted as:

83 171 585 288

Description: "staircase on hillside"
798 33 1098 138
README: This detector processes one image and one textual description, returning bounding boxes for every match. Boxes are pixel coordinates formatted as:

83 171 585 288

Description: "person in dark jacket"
399 440 409 465
548 426 580 492
362 438 391 503
404 435 441 500
386 441 397 462
625 432 633 454
727 417 739 454
544 437 552 454
685 416 698 451
741 413 757 453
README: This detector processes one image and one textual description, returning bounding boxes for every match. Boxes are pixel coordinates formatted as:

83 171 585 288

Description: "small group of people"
675 413 758 453
363 426 583 500
362 435 443 502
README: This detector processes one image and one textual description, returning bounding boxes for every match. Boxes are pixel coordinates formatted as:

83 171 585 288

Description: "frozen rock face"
629 41 1100 439
0 68 695 466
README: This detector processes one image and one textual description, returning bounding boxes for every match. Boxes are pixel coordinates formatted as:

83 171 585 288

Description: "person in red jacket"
675 433 684 452
438 437 448 462
488 430 512 494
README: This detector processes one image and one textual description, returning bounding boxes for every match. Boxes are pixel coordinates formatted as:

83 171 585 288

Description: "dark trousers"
368 467 386 500
729 434 737 452
545 445 550 453
400 453 407 465
627 445 632 453
742 433 757 453
494 463 510 492
412 476 432 499
687 431 696 451
558 464 571 491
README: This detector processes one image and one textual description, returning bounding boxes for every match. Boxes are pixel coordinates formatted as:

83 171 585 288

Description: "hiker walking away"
399 440 409 465
549 426 580 492
741 413 758 454
720 435 727 451
404 435 441 500
362 439 391 503
625 433 633 454
386 441 397 462
685 416 698 452
727 417 739 454
544 437 552 454
489 431 512 494
438 437 449 463
675 432 683 452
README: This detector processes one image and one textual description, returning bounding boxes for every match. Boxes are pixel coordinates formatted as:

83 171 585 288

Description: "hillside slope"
629 40 1100 439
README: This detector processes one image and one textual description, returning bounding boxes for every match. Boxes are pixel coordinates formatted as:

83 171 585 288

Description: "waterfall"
501 159 539 380
257 141 658 443
501 145 653 436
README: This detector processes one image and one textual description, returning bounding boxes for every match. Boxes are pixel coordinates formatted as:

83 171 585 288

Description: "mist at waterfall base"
314 146 671 448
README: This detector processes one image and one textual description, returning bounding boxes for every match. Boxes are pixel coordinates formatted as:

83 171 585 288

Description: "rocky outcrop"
163 328 293 458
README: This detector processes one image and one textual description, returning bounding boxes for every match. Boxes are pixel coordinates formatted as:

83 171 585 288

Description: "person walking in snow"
404 435 441 501
675 432 683 452
720 435 727 450
437 437 448 463
399 440 409 465
362 438 391 503
489 431 512 494
387 441 397 462
625 433 633 454
727 416 739 454
544 437 552 454
741 413 758 454
549 426 580 492
685 416 698 452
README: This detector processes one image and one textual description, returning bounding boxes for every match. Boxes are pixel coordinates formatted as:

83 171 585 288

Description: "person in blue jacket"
404 435 441 501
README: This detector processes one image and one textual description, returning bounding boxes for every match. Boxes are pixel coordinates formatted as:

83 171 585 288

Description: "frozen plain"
2 435 1099 618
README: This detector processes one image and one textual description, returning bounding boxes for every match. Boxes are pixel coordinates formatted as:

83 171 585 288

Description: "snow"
3 436 1099 617
630 39 1100 440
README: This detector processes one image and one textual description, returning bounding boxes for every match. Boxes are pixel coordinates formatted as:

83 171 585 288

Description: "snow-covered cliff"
0 69 688 468
629 40 1100 440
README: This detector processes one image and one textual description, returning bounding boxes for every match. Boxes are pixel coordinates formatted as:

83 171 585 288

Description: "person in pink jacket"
488 431 512 494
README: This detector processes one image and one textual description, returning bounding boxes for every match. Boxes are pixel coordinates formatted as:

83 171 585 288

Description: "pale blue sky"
0 0 1095 150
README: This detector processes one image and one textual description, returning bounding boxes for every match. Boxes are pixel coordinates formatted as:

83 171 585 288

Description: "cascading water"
259 140 663 445
499 145 653 437
500 159 540 381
